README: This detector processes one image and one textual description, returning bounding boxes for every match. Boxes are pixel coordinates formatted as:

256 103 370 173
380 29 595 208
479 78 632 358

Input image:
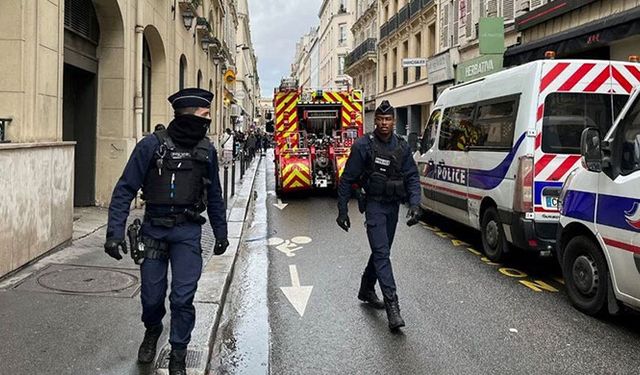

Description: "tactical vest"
142 129 211 206
364 133 408 202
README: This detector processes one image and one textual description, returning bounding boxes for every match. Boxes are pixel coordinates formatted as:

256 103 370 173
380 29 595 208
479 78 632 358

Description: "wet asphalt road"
262 159 640 375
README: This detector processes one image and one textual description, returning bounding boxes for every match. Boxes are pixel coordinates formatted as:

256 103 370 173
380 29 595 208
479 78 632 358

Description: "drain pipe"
134 0 144 141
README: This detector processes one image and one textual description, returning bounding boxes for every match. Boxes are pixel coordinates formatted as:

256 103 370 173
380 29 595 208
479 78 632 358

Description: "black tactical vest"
364 133 407 202
142 129 211 206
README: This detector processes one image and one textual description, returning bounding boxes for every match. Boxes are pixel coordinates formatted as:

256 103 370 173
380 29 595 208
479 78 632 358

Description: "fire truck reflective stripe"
626 65 640 82
603 238 640 254
535 133 542 150
584 67 611 92
535 154 555 176
540 62 570 92
612 66 633 93
557 63 596 91
547 155 581 181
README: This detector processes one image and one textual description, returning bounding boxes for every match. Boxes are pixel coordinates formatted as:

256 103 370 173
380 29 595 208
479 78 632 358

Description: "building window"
384 76 388 91
142 37 152 134
339 0 346 13
197 70 203 88
179 55 187 90
415 67 421 81
339 23 347 46
403 67 408 85
392 72 397 88
338 55 346 75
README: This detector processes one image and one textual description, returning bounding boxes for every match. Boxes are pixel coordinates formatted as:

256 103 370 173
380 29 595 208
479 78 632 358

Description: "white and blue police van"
557 87 640 316
415 59 640 262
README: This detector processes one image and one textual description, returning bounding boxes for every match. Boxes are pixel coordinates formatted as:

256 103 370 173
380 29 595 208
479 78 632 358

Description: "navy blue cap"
375 100 394 116
168 88 214 109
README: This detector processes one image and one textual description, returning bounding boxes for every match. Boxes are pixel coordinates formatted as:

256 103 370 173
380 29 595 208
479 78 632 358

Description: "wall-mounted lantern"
182 9 195 30
200 36 211 52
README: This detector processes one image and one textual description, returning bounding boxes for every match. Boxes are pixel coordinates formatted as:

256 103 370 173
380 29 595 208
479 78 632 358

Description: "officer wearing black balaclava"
336 100 421 331
104 88 228 374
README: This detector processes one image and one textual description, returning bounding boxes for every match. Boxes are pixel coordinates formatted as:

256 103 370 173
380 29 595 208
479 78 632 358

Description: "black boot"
357 276 385 309
137 324 163 364
169 349 187 375
384 297 406 331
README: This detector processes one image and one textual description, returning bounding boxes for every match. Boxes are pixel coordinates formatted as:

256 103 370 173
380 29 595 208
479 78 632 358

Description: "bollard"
240 150 245 177
231 158 236 197
224 165 229 210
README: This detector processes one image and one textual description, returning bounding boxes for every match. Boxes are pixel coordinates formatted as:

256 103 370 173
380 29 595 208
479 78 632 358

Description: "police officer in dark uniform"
104 88 229 374
336 100 421 331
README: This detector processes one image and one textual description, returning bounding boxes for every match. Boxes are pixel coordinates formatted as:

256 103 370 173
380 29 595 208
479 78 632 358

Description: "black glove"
104 238 127 260
336 212 351 232
406 206 421 227
214 238 230 255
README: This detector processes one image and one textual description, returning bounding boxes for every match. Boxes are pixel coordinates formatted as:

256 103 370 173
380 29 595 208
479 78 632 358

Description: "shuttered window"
503 0 515 20
64 0 100 44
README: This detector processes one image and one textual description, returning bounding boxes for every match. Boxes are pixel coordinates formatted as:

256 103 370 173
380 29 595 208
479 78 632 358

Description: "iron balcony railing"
345 38 377 68
380 0 435 40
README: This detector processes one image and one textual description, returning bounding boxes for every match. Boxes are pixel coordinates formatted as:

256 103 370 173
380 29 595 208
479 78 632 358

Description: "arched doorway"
143 25 167 133
63 0 100 206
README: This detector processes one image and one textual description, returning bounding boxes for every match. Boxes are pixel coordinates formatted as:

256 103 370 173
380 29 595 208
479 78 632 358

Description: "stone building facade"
0 0 258 278
318 0 358 88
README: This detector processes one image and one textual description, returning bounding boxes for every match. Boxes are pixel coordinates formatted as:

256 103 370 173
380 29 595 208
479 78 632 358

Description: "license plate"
544 196 559 209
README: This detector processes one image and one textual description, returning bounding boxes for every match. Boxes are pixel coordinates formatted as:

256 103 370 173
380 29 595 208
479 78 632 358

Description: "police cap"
375 100 395 116
168 88 214 109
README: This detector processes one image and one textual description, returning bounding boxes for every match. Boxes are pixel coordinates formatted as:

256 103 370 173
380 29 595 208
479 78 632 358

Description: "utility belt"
144 210 206 228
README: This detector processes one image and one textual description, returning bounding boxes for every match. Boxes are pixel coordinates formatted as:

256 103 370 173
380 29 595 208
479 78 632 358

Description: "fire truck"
273 78 364 195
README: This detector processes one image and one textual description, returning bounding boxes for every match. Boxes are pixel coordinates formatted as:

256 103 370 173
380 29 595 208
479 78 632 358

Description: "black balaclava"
167 114 211 148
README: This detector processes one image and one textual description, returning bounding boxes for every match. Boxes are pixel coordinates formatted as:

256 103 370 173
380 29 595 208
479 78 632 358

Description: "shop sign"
427 52 454 84
402 58 428 67
479 17 505 54
456 54 503 83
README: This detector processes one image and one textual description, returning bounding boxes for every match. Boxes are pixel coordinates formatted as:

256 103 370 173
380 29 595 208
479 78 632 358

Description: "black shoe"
385 298 406 331
137 324 163 364
169 349 187 375
358 278 385 309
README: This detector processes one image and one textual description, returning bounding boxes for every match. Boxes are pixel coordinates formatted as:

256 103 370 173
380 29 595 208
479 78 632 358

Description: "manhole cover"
13 264 141 298
37 268 137 294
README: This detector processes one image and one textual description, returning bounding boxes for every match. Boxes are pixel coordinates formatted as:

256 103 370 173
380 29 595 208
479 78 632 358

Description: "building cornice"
352 2 378 33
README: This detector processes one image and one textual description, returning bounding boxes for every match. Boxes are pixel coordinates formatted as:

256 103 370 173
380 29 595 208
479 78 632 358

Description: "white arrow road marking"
267 236 312 257
280 265 313 317
273 198 288 210
267 191 276 197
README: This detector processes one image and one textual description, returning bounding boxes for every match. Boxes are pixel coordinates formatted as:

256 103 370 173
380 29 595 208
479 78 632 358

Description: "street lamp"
200 36 211 52
182 9 195 30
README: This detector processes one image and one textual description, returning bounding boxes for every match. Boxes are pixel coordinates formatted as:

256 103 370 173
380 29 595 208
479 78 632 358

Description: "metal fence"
345 38 377 68
379 0 435 41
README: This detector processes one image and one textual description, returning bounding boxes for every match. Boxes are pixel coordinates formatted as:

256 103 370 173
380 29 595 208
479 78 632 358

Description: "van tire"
481 207 507 262
563 236 609 316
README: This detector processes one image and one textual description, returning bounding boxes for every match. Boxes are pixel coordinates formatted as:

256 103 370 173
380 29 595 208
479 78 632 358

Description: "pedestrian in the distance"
336 100 421 331
104 88 229 374
246 131 257 159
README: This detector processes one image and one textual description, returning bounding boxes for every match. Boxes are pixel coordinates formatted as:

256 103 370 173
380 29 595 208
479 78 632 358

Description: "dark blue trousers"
362 200 400 301
140 221 202 350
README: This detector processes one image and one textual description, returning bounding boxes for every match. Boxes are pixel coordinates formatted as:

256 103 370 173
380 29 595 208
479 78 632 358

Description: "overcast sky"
248 0 322 98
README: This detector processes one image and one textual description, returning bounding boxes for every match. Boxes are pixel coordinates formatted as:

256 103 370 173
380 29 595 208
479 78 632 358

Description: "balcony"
380 0 435 41
345 38 377 69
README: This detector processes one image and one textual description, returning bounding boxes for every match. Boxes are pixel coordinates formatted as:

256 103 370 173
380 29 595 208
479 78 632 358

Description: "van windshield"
542 93 628 154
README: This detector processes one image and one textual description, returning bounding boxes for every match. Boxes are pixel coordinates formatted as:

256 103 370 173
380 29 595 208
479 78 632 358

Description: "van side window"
618 96 640 175
542 93 628 154
438 104 476 151
420 109 441 154
472 99 519 150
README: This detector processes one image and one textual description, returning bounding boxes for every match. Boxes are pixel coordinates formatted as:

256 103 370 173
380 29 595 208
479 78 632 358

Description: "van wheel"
563 236 609 316
481 207 507 262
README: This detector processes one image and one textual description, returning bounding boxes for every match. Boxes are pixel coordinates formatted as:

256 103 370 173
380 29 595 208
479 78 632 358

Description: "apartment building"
318 0 358 88
345 0 379 130
234 0 260 130
291 28 319 87
0 0 246 278
377 0 438 142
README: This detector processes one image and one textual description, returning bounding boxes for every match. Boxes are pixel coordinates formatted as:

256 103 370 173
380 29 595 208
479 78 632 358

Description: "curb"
154 156 262 375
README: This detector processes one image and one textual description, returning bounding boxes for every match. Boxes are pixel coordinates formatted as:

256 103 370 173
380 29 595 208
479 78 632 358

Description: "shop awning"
504 7 640 66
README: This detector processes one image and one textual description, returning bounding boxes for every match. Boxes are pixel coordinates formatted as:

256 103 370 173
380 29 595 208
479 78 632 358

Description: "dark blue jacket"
106 134 228 240
337 131 421 214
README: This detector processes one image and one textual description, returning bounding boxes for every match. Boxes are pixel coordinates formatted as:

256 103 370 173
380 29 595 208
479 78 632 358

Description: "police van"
557 87 640 316
415 59 640 261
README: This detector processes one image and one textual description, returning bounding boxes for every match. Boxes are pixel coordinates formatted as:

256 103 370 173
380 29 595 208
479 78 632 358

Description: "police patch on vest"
375 157 391 166
435 165 467 186
171 152 191 159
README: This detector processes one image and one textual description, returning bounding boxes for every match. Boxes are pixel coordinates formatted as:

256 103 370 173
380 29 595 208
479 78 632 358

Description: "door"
596 94 640 302
431 104 474 225
415 108 441 212
63 64 97 206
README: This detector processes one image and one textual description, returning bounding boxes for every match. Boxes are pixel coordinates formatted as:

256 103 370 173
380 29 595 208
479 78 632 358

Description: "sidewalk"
0 155 263 375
